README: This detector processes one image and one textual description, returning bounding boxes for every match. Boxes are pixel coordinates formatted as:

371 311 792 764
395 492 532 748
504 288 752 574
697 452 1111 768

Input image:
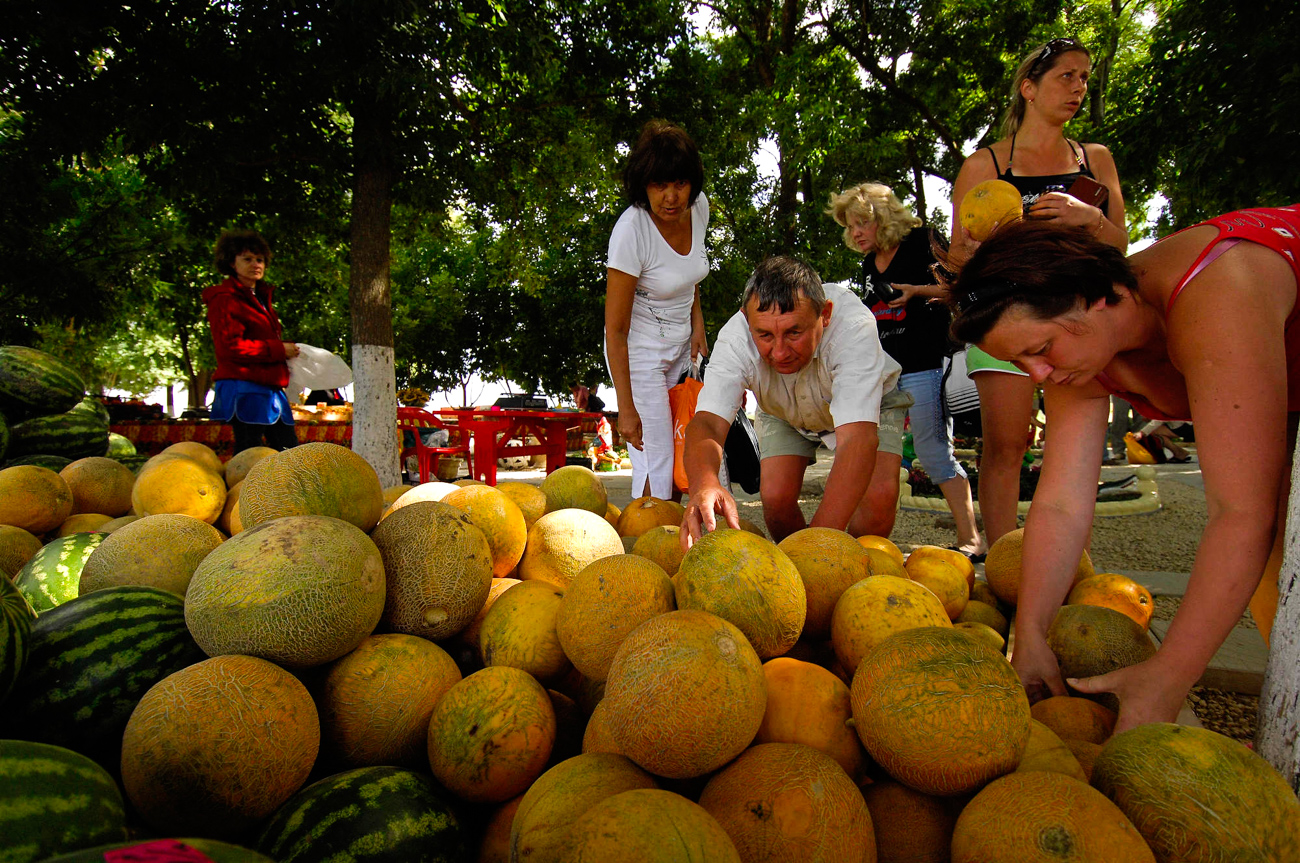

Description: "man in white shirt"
681 256 911 544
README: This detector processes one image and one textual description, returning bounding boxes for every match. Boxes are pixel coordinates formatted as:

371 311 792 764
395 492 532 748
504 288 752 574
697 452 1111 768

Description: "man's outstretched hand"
680 485 742 550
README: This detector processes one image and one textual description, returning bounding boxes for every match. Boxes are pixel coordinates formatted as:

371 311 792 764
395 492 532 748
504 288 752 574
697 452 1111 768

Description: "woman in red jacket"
203 230 300 453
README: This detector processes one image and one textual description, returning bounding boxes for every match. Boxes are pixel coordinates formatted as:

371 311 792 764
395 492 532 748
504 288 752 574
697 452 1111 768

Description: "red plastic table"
436 409 603 485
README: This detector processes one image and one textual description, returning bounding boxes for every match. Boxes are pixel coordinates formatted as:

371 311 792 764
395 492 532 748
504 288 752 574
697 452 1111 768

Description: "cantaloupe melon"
59 457 135 517
755 657 866 782
479 795 524 863
1015 719 1087 782
555 555 675 682
904 554 970 620
861 781 961 863
185 514 385 669
130 455 226 525
0 465 74 534
777 527 870 641
1067 573 1154 630
457 577 521 661
906 544 976 588
1046 604 1156 712
539 465 607 515
1065 738 1103 783
862 546 908 578
984 528 1094 606
223 445 277 488
442 484 528 578
160 441 224 476
856 534 904 566
99 515 140 533
957 599 1010 638
958 179 1024 242
830 574 951 677
497 481 547 531
218 479 243 535
238 442 383 532
79 513 224 596
581 699 621 756
383 481 460 519
629 525 685 576
518 509 623 590
0 524 42 578
479 580 571 682
566 789 741 863
614 496 680 538
1031 695 1116 745
55 512 113 536
120 654 320 839
954 620 1006 653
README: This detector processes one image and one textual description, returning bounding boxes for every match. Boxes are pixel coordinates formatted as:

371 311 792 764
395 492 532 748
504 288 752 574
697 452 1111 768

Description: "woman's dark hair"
943 219 1137 344
622 120 704 209
214 230 272 277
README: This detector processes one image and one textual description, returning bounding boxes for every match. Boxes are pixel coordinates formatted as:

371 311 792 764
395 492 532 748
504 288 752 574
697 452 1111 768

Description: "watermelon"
0 407 9 463
105 431 136 459
2 453 73 472
255 766 468 863
0 739 128 861
37 838 276 863
0 346 86 422
1 586 207 771
69 395 111 425
1 576 36 702
8 409 109 462
14 532 107 614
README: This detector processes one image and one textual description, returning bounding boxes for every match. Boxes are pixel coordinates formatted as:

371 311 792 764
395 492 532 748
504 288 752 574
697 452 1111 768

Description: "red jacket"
203 276 290 388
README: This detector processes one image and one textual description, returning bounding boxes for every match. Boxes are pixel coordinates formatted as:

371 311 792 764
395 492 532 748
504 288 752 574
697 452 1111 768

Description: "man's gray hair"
741 256 826 315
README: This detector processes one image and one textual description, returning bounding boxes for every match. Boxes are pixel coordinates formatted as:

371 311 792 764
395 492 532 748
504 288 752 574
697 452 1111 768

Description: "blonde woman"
827 183 983 558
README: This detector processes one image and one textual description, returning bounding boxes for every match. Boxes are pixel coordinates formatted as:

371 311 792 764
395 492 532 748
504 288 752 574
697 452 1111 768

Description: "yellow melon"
603 610 765 778
581 699 621 755
454 478 486 487
384 481 460 519
442 484 528 578
1064 738 1103 783
510 753 658 863
850 626 1030 795
497 481 547 531
861 781 961 863
958 178 1024 242
218 479 243 535
907 544 976 588
131 455 226 525
904 555 970 620
603 502 621 528
776 527 870 640
222 445 277 488
479 580 571 682
381 484 409 507
737 515 766 537
238 442 383 532
984 528 1093 606
629 525 685 576
970 579 1002 608
59 457 136 517
518 508 623 590
862 546 908 578
320 632 462 768
614 496 680 538
99 515 140 533
674 528 806 659
555 554 675 682
458 577 521 661
546 689 584 766
856 534 905 566
755 657 866 781
160 441 224 475
79 513 224 596
120 654 319 839
370 500 494 641
1031 695 1117 745
479 796 524 863
951 770 1155 863
566 789 741 863
184 514 385 669
1015 719 1087 782
1067 572 1155 630
0 524 42 578
699 742 876 863
957 599 1010 638
954 620 1006 653
540 465 607 515
0 465 74 534
1046 604 1156 711
55 512 112 536
830 574 951 677
427 665 557 803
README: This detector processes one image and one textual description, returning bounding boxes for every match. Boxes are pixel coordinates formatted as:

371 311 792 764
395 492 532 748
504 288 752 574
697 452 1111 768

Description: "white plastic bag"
287 344 353 394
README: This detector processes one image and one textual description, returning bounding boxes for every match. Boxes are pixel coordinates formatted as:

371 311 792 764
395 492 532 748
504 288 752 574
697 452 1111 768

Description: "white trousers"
617 329 692 499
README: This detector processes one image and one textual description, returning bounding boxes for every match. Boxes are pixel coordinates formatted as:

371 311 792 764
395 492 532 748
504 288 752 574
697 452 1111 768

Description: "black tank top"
985 135 1107 212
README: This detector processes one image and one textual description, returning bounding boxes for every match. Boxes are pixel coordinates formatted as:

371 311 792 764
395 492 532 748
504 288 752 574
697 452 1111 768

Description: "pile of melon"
2 443 1298 863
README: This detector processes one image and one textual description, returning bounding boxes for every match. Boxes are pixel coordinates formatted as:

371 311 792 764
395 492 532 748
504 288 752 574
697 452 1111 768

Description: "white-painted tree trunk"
1257 435 1300 793
351 343 400 487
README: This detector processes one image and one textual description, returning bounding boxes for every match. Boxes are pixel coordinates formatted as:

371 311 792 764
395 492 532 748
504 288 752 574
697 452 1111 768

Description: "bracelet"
1092 210 1106 236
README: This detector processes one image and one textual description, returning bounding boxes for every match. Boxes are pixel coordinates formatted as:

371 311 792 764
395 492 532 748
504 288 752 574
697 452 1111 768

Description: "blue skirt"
210 380 294 426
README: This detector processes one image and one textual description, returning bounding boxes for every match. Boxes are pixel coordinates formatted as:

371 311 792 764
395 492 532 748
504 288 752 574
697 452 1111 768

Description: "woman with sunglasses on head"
946 206 1300 731
950 38 1127 548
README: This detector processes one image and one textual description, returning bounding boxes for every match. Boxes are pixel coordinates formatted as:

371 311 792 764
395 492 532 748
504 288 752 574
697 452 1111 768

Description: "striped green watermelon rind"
2 453 73 472
105 431 136 459
14 533 107 614
1 576 36 703
0 739 128 861
8 409 109 462
0 406 8 464
255 766 468 863
0 346 86 422
69 396 112 425
35 837 276 862
1 586 207 771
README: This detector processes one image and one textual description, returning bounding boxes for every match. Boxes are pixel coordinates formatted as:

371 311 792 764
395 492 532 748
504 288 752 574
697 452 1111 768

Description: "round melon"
426 665 557 803
480 796 524 863
184 515 385 669
218 479 243 534
850 626 1030 796
674 528 806 659
0 465 74 534
954 620 1006 654
479 580 571 682
79 513 224 596
904 555 970 620
614 496 680 538
99 515 140 533
497 481 547 530
457 577 522 661
604 502 621 528
539 465 608 515
755 656 866 781
160 441 224 475
856 534 905 566
957 599 1010 638
55 513 113 536
1065 738 1103 783
320 633 462 769
131 454 226 524
1030 695 1116 745
510 753 658 863
518 508 623 589
223 445 277 488
983 528 1093 606
0 524 42 578
830 574 951 677
239 442 383 532
59 457 136 517
1067 573 1155 630
1046 604 1156 712
862 546 908 578
906 544 976 587
442 484 528 578
120 654 320 839
381 484 408 507
566 788 741 863
384 481 460 519
1091 723 1300 861
959 178 1024 242
602 610 766 779
630 525 685 576
555 554 675 682
952 770 1154 862
370 500 493 641
580 699 621 755
698 742 876 863
861 781 961 863
777 527 870 640
1015 719 1087 782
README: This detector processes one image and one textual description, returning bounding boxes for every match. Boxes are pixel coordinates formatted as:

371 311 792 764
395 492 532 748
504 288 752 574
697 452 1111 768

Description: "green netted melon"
239 442 384 532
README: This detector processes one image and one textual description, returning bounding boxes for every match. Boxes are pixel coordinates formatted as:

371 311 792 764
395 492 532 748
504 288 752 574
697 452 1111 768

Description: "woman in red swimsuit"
946 206 1300 731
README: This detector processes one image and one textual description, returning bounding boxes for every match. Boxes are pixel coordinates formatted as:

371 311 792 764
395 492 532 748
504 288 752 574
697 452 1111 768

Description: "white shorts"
611 329 692 499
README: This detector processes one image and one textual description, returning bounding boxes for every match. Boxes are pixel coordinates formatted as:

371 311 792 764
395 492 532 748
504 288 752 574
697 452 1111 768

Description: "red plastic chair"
397 407 472 483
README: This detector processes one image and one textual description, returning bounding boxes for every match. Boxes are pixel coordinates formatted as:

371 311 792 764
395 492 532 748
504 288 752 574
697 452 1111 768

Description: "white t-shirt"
607 193 710 343
696 282 902 433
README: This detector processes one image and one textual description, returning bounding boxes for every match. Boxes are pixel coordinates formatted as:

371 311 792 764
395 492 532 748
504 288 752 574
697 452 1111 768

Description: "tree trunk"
348 99 400 486
1257 434 1300 792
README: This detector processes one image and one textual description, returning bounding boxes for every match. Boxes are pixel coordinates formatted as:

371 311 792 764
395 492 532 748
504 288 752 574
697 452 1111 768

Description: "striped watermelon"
106 431 136 459
0 407 8 463
14 532 107 614
8 409 109 462
1 576 36 702
255 767 468 863
1 586 207 771
69 395 111 425
2 454 73 472
0 346 86 421
0 739 128 861
37 838 275 862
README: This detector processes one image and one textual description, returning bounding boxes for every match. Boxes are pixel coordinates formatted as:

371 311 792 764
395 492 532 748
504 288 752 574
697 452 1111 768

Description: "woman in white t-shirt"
605 120 710 499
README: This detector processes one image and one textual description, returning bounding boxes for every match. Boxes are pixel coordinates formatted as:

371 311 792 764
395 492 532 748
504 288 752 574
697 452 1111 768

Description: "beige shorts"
755 386 912 462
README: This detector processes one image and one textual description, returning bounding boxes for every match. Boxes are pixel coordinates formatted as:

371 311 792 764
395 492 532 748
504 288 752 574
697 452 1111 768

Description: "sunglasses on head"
1028 38 1084 78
